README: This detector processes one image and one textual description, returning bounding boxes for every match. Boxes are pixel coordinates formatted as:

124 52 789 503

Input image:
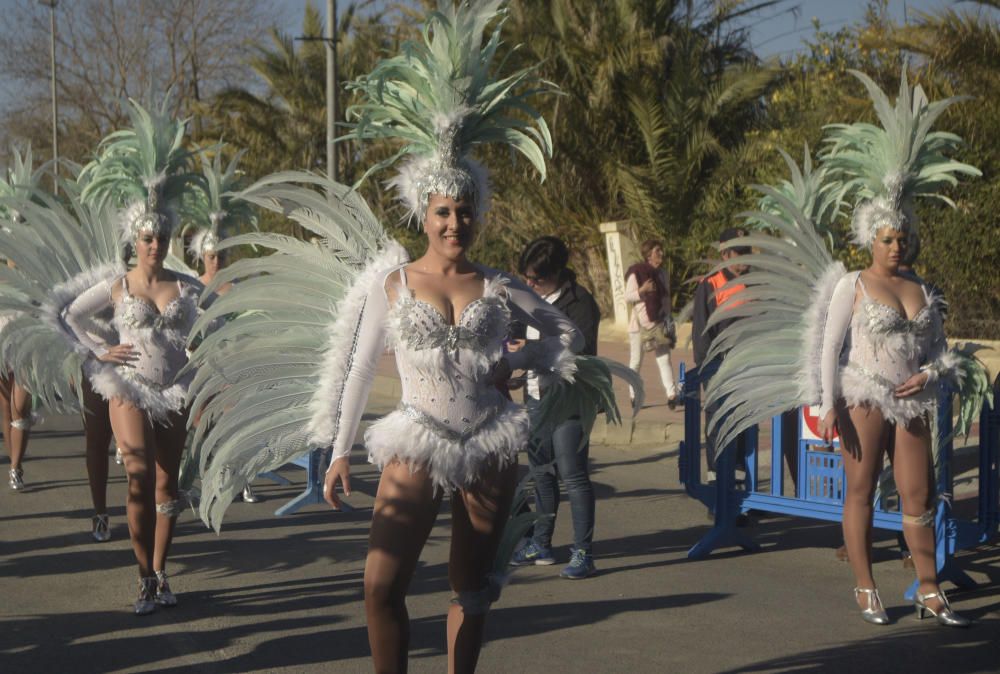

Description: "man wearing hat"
692 227 750 472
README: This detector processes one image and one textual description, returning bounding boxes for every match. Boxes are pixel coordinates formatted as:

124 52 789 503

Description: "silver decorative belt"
397 402 504 442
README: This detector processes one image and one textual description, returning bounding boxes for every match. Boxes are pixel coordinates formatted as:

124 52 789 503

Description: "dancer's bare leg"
893 415 944 609
838 403 889 604
83 381 113 515
0 374 14 466
109 398 156 576
152 410 187 573
365 461 442 674
447 461 517 674
1 375 32 471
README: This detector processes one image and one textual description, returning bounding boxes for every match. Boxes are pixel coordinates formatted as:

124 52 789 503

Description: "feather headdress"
342 0 556 222
79 97 199 242
821 67 980 248
182 149 257 260
0 145 45 224
751 145 846 245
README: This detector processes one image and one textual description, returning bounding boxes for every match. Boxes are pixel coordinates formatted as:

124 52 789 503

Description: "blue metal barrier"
274 448 354 516
678 363 1000 599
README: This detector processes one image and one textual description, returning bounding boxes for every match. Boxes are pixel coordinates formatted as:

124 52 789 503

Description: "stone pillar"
599 220 641 331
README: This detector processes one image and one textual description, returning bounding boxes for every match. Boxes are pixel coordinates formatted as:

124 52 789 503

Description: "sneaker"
509 540 556 566
560 548 596 579
135 577 157 615
92 514 111 542
8 467 24 491
154 570 177 607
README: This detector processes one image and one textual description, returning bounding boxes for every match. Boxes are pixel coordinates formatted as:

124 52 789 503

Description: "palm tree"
482 0 779 305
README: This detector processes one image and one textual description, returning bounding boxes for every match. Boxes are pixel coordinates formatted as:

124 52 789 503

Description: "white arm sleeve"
818 274 857 419
62 280 115 358
624 273 641 304
326 276 389 465
502 274 583 381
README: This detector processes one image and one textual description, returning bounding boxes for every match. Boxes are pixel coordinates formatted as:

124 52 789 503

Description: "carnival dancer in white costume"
0 165 130 539
702 69 989 627
52 98 206 615
0 147 44 491
182 150 262 503
184 2 592 669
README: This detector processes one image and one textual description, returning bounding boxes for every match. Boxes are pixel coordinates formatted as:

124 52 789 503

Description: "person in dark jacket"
509 236 601 579
692 227 750 471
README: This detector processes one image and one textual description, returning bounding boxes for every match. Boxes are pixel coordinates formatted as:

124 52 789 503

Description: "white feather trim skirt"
365 400 528 492
85 360 190 423
841 364 935 426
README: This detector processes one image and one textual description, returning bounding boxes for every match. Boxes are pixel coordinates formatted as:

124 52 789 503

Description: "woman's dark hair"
901 230 921 268
518 236 574 283
640 239 664 261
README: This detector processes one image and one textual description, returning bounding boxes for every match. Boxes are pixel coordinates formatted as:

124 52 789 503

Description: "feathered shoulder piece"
183 171 400 528
342 0 556 222
79 97 199 242
183 149 258 261
0 181 125 413
701 153 845 456
821 66 980 247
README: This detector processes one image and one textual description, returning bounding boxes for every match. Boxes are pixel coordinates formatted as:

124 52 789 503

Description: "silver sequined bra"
385 274 512 439
113 276 199 389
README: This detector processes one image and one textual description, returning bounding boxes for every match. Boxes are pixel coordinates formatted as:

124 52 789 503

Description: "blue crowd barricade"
274 448 354 517
678 362 1000 600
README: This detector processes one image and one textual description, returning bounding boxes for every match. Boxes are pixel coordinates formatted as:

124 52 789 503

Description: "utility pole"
297 0 339 183
327 0 338 183
39 0 59 193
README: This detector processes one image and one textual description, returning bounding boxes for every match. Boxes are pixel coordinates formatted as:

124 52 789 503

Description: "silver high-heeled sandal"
155 570 177 607
135 577 157 616
92 514 111 542
854 587 889 625
915 588 971 627
8 467 24 491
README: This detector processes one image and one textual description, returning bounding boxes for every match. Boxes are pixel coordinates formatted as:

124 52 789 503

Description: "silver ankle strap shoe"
854 587 889 625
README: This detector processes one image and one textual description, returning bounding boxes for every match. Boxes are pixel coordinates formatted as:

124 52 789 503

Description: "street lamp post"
39 0 59 192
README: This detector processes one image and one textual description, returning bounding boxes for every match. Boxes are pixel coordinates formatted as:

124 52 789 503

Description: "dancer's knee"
364 574 405 611
898 485 933 514
844 481 875 506
449 575 502 616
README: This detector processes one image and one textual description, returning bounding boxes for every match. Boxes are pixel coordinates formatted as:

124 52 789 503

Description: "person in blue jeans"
510 237 601 579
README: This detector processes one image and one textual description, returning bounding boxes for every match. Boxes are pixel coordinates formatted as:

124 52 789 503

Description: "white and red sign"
801 405 839 443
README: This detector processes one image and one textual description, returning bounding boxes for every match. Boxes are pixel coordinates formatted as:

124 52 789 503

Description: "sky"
0 0 967 110
739 0 954 58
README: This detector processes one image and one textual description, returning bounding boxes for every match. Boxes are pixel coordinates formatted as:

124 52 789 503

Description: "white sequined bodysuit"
819 271 945 425
323 264 582 491
61 273 203 421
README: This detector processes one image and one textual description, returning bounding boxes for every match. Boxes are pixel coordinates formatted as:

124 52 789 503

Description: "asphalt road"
2 409 998 674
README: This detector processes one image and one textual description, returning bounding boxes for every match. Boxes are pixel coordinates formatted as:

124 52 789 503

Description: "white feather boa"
85 360 190 422
365 401 527 492
841 364 936 425
40 262 126 360
798 262 847 405
306 240 410 446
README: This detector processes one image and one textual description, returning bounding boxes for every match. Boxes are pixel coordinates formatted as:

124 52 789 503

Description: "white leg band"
902 508 936 527
156 499 182 517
